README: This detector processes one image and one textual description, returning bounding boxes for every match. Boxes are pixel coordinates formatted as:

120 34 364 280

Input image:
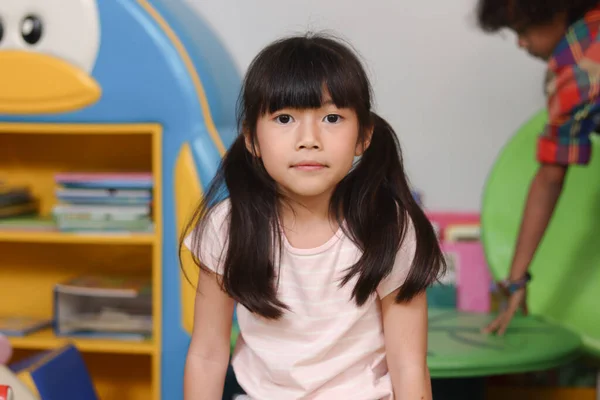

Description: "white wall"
186 0 546 211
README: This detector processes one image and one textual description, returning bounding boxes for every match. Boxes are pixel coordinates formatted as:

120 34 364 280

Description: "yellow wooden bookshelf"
0 123 163 400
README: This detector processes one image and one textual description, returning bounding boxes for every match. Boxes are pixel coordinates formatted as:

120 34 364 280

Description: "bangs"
243 36 370 117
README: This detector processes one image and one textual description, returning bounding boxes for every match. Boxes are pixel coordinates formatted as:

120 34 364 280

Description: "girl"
181 33 445 400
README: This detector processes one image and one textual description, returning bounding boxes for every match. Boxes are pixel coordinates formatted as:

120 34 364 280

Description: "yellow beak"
0 51 101 114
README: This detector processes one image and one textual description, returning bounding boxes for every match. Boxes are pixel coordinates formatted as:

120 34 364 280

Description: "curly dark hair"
477 0 600 32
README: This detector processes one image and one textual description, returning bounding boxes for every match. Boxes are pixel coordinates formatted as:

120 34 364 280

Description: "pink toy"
427 211 492 313
441 241 492 313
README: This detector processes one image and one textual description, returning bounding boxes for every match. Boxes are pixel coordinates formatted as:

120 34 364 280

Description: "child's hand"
482 287 527 336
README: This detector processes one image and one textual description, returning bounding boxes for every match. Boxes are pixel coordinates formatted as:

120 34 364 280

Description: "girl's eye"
275 114 293 124
324 114 342 123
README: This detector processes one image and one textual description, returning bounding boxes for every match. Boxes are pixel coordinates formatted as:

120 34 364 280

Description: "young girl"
181 33 445 400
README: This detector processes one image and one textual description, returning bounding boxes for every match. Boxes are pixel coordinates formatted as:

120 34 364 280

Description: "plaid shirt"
538 7 600 165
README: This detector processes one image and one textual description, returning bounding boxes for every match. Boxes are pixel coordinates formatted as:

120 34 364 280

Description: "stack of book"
0 184 38 220
52 172 154 233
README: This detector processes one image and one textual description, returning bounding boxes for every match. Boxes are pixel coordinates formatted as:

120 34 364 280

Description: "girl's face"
249 94 367 201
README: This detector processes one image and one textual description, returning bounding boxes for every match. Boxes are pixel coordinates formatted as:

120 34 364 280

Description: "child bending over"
476 0 600 336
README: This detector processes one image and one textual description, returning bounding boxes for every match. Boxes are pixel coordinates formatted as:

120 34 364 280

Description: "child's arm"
483 163 566 335
507 164 567 284
382 289 431 400
184 268 235 400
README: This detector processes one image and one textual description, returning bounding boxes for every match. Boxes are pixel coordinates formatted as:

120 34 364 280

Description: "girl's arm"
184 268 235 400
382 290 431 400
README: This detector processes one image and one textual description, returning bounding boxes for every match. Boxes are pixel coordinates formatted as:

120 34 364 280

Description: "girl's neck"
281 195 330 222
278 190 340 249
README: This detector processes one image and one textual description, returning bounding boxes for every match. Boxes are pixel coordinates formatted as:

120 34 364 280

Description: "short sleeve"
376 221 416 299
537 63 600 166
183 201 230 275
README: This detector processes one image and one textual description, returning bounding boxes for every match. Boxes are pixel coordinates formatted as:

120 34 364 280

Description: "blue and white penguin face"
0 0 102 114
0 0 100 72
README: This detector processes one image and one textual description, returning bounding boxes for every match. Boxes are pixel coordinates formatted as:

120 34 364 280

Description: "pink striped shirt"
186 200 415 399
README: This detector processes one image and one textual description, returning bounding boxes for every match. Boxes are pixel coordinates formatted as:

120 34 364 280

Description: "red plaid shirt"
538 6 600 165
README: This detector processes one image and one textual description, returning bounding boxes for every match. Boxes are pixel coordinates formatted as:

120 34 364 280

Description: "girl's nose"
296 121 321 150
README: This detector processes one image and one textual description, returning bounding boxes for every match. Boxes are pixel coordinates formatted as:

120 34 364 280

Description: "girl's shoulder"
207 198 231 231
183 198 231 275
183 198 231 252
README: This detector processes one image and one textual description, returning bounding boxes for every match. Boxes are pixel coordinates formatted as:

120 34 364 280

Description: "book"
0 216 56 231
0 316 52 336
52 204 153 232
0 201 38 219
55 219 153 232
0 186 32 208
52 204 150 217
56 188 151 198
55 172 153 190
56 188 152 205
51 173 154 233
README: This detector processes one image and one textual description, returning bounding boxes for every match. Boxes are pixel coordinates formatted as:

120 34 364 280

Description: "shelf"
0 121 163 400
9 328 155 355
0 231 156 245
0 122 161 136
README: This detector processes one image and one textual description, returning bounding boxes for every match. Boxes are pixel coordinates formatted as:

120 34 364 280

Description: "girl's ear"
355 126 373 156
244 130 261 157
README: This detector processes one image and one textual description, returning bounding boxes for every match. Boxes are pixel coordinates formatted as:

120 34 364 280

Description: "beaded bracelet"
491 272 532 296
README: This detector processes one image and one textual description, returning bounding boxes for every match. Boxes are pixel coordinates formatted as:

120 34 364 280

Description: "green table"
427 309 581 399
428 309 581 378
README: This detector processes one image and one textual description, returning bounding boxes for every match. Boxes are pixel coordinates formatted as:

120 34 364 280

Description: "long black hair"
477 0 600 32
181 33 445 319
